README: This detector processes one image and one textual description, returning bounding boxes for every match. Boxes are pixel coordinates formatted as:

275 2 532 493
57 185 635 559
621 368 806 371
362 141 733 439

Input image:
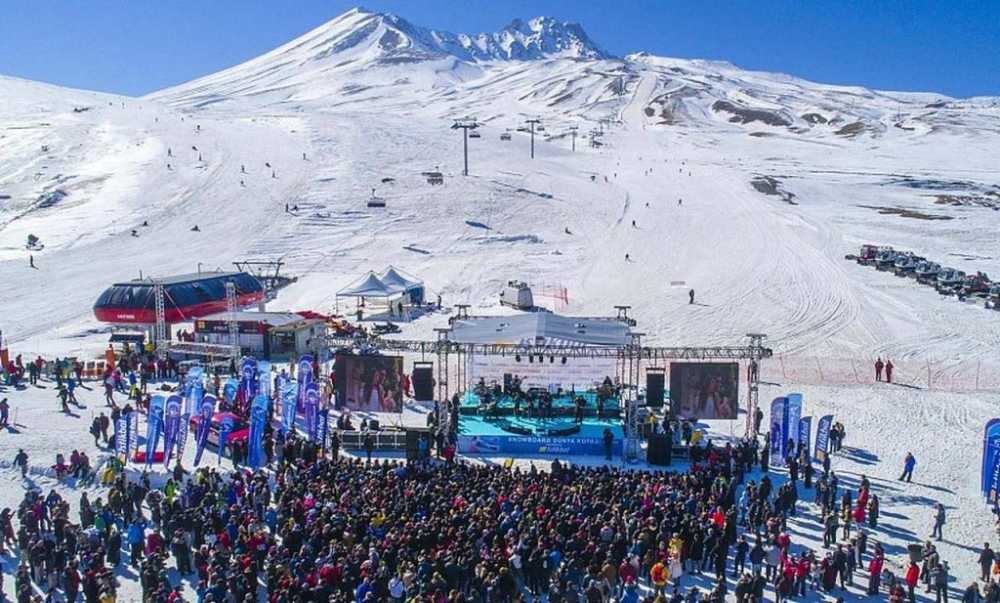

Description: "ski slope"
0 9 999 364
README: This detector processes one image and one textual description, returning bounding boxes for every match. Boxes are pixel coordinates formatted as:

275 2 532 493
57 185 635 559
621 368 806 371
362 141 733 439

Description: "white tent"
379 265 423 294
337 272 394 298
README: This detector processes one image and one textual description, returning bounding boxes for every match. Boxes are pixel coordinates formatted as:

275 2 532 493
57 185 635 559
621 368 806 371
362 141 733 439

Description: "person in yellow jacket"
650 560 668 595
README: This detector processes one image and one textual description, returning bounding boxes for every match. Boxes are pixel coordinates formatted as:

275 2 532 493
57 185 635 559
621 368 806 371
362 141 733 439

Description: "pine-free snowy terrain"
0 6 998 601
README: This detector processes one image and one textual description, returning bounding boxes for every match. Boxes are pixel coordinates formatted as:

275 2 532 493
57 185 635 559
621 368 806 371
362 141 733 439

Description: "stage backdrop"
467 354 617 391
669 362 739 420
334 353 405 412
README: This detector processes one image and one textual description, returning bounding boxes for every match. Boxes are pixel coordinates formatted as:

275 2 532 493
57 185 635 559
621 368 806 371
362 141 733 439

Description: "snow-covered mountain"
3 7 1000 377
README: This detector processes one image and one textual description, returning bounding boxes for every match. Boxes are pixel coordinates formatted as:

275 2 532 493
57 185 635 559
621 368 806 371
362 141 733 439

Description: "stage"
459 390 622 417
456 413 624 456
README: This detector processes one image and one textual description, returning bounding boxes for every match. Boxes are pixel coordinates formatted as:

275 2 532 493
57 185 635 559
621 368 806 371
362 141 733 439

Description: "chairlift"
499 133 511 141
469 131 481 139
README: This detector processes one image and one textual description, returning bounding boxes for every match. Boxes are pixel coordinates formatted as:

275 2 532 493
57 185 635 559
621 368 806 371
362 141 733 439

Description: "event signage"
304 382 320 442
239 358 257 408
257 360 271 400
145 395 166 468
115 409 135 462
193 395 217 467
317 409 330 451
281 379 298 435
769 397 786 467
457 434 623 457
467 354 617 392
248 393 268 468
177 367 204 458
799 416 813 462
814 414 834 465
982 419 1000 502
162 394 183 469
223 377 239 405
784 393 803 462
217 415 235 465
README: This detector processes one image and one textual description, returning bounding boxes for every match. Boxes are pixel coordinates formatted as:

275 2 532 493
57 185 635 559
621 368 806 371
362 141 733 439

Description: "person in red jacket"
905 560 920 603
853 502 866 525
868 554 885 595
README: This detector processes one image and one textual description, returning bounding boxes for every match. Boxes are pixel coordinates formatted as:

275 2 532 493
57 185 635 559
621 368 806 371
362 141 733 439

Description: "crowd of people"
0 350 995 603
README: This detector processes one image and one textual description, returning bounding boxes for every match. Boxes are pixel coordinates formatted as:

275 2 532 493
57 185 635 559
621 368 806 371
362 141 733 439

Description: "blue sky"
1 0 997 98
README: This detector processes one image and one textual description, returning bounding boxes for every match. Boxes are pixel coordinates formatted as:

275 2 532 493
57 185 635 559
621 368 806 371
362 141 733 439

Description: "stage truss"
323 330 772 460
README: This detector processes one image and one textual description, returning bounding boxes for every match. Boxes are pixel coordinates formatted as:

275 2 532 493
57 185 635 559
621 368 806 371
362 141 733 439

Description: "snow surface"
1 6 999 600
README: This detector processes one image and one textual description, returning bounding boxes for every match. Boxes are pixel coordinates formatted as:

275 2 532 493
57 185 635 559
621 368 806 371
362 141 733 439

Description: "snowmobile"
892 253 922 277
915 261 941 284
874 248 899 271
935 268 966 294
854 244 878 265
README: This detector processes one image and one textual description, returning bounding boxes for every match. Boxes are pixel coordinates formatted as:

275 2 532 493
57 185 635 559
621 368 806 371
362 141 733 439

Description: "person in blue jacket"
900 452 916 482
127 519 146 567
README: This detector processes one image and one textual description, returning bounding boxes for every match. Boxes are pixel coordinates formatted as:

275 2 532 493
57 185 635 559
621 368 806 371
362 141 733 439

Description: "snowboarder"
131 229 138 237
167 147 172 157
632 219 636 227
0 398 8 427
13 449 27 478
900 452 916 482
240 180 245 187
190 225 200 232
302 152 307 160
875 357 885 382
198 153 202 162
272 170 276 178
625 253 630 262
886 359 894 383
241 164 246 173
678 198 683 206
931 503 945 541
689 289 695 305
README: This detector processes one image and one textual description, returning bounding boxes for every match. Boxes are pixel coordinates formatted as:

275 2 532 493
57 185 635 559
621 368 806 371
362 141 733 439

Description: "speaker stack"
647 433 672 466
646 368 665 407
412 362 434 401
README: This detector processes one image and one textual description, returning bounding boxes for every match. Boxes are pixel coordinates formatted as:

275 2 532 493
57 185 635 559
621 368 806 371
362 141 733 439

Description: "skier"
678 198 683 206
198 153 202 162
632 219 636 227
272 170 276 179
931 503 945 541
0 398 8 427
302 152 307 160
13 449 27 478
875 357 884 382
689 289 695 305
886 359 894 383
241 164 246 174
167 147 172 157
900 452 916 482
625 253 630 262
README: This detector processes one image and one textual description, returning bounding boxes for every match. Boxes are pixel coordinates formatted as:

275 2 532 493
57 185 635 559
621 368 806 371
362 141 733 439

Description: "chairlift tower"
451 118 478 176
225 282 239 357
525 118 542 159
153 281 167 357
568 125 579 152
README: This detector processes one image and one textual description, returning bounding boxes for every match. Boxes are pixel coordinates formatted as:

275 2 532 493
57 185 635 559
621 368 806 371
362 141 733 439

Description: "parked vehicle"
935 268 966 293
856 244 879 265
989 284 1000 310
188 411 249 457
959 272 992 297
893 253 922 276
874 247 899 271
915 261 942 284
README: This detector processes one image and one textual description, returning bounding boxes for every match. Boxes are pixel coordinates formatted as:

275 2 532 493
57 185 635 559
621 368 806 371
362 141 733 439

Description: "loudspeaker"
503 373 512 393
368 418 380 432
647 434 672 466
646 370 665 407
412 363 434 400
406 429 430 460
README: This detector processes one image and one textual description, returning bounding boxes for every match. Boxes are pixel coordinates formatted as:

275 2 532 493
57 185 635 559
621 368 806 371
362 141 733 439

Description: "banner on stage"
669 362 739 420
457 433 623 457
467 354 616 392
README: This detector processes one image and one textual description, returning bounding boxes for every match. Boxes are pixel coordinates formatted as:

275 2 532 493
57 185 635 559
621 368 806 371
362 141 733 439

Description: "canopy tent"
379 266 424 304
337 272 395 298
